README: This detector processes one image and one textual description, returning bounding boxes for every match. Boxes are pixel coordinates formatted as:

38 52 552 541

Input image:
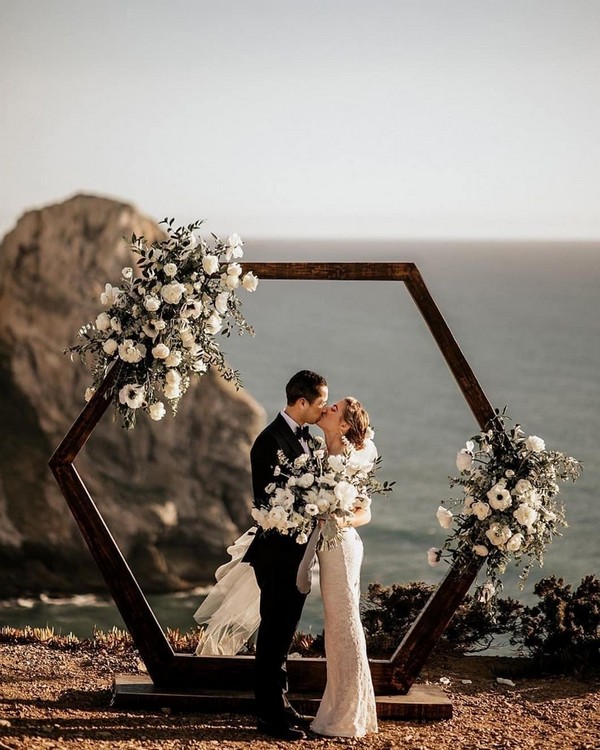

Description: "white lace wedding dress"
311 440 378 738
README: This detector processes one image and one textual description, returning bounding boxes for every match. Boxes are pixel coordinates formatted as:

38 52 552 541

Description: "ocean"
2 240 599 646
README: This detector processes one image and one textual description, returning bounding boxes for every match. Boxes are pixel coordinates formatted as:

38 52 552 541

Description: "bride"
309 396 378 737
193 395 378 738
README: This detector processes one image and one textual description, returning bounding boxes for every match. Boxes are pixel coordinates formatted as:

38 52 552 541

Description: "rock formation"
0 194 265 597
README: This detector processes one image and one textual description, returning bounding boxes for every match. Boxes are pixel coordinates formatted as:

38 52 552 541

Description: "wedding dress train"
310 526 378 737
193 528 260 656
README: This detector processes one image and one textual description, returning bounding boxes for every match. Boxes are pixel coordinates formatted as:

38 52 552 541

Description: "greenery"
2 575 598 676
432 410 582 599
67 220 257 428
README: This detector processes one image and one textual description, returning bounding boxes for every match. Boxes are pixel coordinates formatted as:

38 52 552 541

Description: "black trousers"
252 555 307 721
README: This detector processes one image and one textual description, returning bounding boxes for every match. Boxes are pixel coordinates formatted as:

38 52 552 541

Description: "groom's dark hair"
286 370 327 405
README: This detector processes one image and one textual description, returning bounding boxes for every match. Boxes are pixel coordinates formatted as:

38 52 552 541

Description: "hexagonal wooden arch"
49 262 495 706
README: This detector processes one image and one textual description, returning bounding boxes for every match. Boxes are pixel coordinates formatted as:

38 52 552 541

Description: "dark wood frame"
49 262 495 696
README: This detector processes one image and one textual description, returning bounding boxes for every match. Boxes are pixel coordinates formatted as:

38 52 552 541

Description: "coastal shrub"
360 581 523 656
512 574 600 674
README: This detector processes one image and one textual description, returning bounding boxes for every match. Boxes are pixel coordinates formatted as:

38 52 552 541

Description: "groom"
244 370 328 740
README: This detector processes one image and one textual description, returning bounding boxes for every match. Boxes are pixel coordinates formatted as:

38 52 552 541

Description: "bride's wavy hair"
343 397 370 450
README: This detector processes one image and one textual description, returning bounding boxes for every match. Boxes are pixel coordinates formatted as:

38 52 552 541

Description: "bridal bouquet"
68 219 258 428
428 410 582 598
252 437 393 549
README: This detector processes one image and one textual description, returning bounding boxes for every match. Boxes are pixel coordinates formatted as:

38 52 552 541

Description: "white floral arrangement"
428 411 582 598
68 219 258 428
252 435 393 549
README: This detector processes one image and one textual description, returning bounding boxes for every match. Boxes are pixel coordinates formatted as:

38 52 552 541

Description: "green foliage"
513 575 600 674
361 581 523 655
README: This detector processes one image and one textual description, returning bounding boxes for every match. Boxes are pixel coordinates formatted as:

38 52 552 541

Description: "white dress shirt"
280 410 310 454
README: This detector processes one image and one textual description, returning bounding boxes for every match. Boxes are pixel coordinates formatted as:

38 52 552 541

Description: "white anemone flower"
487 483 512 511
118 384 145 409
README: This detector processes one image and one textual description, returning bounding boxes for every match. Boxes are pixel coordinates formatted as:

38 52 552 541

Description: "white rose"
427 547 441 567
180 329 196 348
268 505 288 526
304 503 319 516
487 483 512 511
334 481 358 510
103 338 118 356
297 473 315 489
118 340 146 363
472 501 492 521
152 343 170 360
485 522 512 547
316 489 334 513
100 283 121 306
215 291 229 315
242 272 258 292
327 455 346 473
110 316 122 333
205 313 222 335
166 369 182 385
163 262 178 277
118 383 145 409
95 312 111 331
224 273 240 290
251 507 268 526
525 435 545 452
456 450 473 473
144 295 161 312
121 266 133 279
143 319 166 339
296 532 308 545
191 358 208 374
164 350 182 368
227 262 242 278
148 401 166 421
473 544 489 557
514 479 533 495
84 386 96 402
161 282 186 305
202 255 220 275
436 506 453 529
463 495 475 515
513 503 538 529
164 383 182 400
506 533 524 552
294 454 309 469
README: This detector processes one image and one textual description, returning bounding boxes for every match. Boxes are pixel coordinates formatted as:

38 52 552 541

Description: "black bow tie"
295 425 310 441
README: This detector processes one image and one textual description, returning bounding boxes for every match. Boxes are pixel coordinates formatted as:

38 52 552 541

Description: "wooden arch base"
49 262 495 720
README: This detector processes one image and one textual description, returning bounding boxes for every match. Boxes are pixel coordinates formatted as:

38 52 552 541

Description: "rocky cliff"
0 194 265 597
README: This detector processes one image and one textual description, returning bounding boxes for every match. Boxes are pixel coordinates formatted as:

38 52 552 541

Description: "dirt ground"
0 643 598 750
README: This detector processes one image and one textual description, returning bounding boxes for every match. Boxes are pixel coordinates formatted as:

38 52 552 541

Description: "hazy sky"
2 1 600 239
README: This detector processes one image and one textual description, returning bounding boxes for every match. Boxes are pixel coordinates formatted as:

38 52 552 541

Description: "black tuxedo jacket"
243 413 308 567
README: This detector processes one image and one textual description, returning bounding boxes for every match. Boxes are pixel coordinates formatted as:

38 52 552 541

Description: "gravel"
0 644 598 750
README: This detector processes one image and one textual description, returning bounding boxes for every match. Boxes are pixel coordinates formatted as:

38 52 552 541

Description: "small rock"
461 679 473 684
439 677 450 685
496 677 516 687
0 719 11 728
